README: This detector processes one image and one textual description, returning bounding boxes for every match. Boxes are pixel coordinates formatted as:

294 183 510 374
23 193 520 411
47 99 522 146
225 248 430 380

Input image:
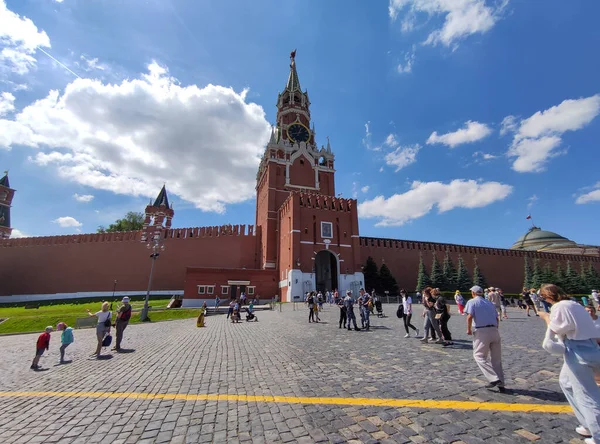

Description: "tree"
472 256 487 289
455 256 471 292
540 262 556 286
363 256 380 294
523 256 533 289
564 260 584 294
430 254 444 289
555 262 566 289
531 259 542 288
98 212 145 233
584 263 600 290
442 249 457 291
415 254 431 291
379 264 399 295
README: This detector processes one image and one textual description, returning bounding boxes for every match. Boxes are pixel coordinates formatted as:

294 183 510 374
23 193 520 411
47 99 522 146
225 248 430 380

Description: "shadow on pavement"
117 349 136 353
501 388 567 402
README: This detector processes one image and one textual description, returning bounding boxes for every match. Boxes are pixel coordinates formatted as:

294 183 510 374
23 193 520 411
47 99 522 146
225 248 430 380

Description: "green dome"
511 227 576 251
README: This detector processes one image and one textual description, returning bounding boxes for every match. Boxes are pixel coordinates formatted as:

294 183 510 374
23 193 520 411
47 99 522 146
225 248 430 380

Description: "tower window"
300 159 304 165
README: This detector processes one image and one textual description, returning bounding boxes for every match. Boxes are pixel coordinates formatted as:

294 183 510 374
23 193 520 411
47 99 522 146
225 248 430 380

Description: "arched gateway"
314 250 338 293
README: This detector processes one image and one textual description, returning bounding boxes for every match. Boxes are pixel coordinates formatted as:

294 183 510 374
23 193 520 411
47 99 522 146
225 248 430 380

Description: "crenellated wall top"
359 236 600 263
0 224 257 247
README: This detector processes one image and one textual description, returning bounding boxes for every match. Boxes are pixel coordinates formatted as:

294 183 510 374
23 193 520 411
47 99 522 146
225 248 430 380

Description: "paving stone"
0 308 578 443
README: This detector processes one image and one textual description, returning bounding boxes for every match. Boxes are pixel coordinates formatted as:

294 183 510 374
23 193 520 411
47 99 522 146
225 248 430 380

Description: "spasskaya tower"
255 50 364 300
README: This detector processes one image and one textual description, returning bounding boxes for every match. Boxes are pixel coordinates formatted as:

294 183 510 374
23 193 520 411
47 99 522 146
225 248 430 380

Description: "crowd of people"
30 296 132 370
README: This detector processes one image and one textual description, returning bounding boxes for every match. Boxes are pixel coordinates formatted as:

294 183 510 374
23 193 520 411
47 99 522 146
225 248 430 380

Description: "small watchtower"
141 185 174 243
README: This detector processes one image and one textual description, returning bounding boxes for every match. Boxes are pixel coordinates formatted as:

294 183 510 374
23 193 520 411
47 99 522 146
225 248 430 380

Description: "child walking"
56 322 74 363
31 326 53 370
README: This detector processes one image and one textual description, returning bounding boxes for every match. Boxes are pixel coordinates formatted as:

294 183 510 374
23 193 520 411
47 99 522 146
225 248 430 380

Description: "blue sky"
1 0 599 249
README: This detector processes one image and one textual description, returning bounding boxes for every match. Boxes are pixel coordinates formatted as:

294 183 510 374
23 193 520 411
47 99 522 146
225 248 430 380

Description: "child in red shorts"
31 326 53 370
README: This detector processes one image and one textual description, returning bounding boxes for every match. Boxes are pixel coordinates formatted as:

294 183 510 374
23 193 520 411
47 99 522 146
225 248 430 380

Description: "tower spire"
152 185 170 208
285 49 301 92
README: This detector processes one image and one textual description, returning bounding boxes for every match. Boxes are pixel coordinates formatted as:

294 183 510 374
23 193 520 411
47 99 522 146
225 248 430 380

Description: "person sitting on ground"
31 326 52 370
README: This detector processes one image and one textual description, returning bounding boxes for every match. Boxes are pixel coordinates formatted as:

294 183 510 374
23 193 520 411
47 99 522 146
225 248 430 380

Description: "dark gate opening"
315 250 338 293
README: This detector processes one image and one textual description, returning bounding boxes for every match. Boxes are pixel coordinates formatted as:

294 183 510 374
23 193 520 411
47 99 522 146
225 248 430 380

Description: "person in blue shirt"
465 285 505 392
56 322 74 364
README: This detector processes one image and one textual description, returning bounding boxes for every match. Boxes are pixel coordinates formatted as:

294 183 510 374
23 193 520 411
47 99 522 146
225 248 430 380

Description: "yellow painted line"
0 391 572 414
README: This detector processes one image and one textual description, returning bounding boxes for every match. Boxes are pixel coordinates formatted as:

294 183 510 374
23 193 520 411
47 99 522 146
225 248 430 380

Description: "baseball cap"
122 297 130 303
45 326 53 332
470 286 483 294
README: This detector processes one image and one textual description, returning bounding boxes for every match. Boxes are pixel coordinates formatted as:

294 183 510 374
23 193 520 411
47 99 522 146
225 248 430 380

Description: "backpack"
396 304 404 318
119 306 132 322
102 334 112 347
103 312 112 327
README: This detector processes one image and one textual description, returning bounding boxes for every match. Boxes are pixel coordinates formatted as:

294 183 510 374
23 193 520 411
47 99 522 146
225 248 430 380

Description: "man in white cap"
113 296 132 352
465 285 505 392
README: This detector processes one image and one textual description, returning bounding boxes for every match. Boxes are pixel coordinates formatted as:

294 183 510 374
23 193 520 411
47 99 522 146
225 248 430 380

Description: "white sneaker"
404 333 410 338
584 438 595 444
576 426 592 437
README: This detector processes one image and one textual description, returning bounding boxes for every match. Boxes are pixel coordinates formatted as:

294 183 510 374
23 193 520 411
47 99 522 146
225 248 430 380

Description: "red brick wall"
183 268 278 300
0 226 259 296
359 237 600 294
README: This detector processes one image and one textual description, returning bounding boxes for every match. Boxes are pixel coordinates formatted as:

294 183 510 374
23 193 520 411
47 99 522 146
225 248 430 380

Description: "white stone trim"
227 280 251 285
290 229 301 233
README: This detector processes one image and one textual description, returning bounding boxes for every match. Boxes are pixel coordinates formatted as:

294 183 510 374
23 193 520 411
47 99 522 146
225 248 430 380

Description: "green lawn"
0 299 201 335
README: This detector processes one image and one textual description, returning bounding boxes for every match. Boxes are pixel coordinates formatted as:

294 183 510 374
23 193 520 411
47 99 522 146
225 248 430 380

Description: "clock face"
287 124 310 143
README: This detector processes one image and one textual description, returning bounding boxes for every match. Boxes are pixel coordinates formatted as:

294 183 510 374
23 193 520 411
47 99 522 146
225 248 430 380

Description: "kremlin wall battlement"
0 225 598 299
0 224 261 298
360 236 600 294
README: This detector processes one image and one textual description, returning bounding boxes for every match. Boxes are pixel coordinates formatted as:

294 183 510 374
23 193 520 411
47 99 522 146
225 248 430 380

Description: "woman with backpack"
113 297 132 352
87 301 112 358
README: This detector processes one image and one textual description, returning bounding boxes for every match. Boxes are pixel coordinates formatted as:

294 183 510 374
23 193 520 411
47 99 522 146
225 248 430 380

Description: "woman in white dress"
539 284 600 444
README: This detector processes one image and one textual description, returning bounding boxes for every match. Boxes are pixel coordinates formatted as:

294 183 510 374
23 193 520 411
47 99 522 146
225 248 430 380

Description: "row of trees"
416 251 487 292
97 212 144 233
363 256 400 295
523 257 600 294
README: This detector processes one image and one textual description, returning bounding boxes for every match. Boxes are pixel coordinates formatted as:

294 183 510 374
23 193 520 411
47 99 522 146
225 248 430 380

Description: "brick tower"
255 51 364 301
141 185 174 243
0 172 15 239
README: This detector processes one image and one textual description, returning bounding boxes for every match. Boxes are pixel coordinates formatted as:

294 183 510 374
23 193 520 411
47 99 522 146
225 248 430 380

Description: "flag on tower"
526 215 532 220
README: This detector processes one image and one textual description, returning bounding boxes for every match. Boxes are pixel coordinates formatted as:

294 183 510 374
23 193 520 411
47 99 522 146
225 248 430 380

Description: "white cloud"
362 121 379 151
397 50 415 74
0 91 15 116
527 194 538 210
10 228 28 238
506 94 600 172
361 185 370 193
0 62 271 212
358 179 513 226
499 115 517 136
426 120 492 148
53 216 82 227
385 144 421 172
576 182 600 204
384 133 399 148
78 55 106 72
73 193 94 202
472 151 498 161
388 0 508 48
0 0 51 75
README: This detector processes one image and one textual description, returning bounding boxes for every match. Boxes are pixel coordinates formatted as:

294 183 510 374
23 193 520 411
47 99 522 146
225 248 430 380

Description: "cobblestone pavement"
0 304 587 443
